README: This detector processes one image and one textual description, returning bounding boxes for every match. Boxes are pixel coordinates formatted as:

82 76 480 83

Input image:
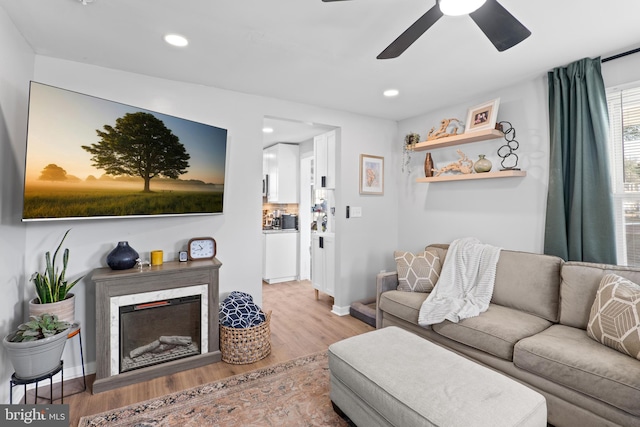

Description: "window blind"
607 85 640 266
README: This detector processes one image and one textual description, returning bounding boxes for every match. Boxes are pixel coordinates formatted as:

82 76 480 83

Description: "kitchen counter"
263 228 299 234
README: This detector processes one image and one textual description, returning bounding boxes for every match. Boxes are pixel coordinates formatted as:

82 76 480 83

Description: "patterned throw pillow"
394 248 441 293
587 273 640 360
219 291 266 328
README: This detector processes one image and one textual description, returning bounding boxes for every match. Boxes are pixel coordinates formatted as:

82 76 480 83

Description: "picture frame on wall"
465 98 500 133
359 154 384 195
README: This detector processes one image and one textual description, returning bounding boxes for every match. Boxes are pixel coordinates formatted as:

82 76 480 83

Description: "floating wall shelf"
416 170 526 183
412 128 505 151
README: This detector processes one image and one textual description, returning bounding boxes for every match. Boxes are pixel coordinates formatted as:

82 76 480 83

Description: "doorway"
261 116 338 308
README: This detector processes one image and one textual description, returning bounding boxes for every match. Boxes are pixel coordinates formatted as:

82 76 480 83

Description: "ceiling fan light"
439 0 486 16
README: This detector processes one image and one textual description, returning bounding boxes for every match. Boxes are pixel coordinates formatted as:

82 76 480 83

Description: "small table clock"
187 237 216 261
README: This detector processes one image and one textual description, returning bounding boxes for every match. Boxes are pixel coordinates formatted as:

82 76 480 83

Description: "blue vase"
107 241 139 270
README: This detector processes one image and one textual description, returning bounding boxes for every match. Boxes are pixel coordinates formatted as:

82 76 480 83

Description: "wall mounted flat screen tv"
22 82 227 221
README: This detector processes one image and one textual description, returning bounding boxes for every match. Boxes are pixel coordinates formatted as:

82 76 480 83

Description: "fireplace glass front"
119 295 201 373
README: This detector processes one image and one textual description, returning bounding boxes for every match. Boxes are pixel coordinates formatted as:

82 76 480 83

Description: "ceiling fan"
322 0 531 59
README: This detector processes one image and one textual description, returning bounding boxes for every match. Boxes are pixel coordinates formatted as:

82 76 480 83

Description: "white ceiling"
262 117 335 147
2 0 640 125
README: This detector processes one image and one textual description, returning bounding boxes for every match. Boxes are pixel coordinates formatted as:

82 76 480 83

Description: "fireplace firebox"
119 295 201 373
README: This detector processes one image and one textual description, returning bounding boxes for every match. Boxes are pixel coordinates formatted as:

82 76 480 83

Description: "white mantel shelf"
416 170 526 183
412 128 505 151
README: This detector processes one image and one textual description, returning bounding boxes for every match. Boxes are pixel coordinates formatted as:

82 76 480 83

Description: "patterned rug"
78 352 348 427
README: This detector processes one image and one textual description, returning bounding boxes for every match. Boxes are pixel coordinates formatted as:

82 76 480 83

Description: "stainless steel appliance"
282 214 298 230
262 175 268 197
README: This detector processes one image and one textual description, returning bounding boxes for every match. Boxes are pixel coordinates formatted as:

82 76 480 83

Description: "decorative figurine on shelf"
433 149 474 176
403 132 420 173
427 118 464 141
497 121 521 171
136 258 150 270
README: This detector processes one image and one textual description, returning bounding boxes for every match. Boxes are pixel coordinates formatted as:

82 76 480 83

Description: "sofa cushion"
423 244 562 322
587 273 640 360
514 324 640 416
394 248 441 292
560 262 640 329
431 304 552 361
378 290 428 325
492 251 563 322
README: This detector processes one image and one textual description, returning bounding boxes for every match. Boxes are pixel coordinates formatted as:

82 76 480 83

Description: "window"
607 84 640 266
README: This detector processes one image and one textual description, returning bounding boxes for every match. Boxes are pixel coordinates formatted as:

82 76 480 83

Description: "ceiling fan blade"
377 5 443 59
469 0 531 52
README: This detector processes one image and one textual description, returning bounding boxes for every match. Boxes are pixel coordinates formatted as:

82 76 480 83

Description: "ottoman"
328 327 547 427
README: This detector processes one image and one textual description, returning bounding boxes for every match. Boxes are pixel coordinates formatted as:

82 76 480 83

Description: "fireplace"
91 260 221 394
119 295 202 373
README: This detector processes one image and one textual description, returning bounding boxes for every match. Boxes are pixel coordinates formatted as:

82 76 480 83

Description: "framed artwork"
465 98 500 133
359 154 384 195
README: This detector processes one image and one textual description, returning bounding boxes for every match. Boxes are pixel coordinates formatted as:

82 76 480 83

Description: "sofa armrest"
376 271 398 329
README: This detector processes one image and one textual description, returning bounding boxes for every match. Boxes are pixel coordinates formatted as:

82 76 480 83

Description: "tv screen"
22 82 227 221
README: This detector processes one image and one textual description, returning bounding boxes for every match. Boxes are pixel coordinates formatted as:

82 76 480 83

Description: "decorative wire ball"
497 121 520 170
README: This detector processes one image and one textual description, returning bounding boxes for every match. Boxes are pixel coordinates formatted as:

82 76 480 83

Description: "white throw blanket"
418 237 501 326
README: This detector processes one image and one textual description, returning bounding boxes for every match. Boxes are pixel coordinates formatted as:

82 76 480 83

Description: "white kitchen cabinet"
263 143 299 203
263 231 299 284
314 130 336 190
311 233 335 298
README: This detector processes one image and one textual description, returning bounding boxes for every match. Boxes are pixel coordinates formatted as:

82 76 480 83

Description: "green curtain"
544 57 616 264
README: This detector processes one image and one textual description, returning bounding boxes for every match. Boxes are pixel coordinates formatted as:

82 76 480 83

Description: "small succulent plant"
9 313 71 342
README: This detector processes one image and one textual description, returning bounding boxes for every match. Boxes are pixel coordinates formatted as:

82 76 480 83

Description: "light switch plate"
351 207 362 218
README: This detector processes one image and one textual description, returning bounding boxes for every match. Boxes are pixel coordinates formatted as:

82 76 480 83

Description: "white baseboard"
331 305 350 316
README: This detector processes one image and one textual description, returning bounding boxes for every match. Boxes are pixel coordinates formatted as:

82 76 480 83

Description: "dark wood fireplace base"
91 259 222 394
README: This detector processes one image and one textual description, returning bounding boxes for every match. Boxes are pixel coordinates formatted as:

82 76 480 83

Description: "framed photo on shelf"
465 98 500 133
359 154 384 195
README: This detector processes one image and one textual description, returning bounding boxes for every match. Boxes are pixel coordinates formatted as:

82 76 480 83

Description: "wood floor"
56 280 374 427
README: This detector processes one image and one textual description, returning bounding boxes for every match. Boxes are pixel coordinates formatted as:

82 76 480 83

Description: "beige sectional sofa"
376 244 640 427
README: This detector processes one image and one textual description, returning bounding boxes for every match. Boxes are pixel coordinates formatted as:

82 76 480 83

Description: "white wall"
394 52 640 256
396 77 550 253
0 6 35 405
0 29 397 401
602 51 640 88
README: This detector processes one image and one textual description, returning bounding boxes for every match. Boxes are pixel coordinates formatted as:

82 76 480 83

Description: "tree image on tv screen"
38 163 68 181
82 112 190 192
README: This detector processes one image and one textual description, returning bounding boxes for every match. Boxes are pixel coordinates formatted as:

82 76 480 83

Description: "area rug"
78 352 348 427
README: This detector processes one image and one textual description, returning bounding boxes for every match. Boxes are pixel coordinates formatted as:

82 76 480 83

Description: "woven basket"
219 311 272 364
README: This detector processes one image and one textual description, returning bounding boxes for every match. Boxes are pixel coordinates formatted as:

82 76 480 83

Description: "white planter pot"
2 328 69 379
29 294 75 323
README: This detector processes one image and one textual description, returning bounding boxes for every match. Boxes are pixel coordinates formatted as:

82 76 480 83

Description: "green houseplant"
29 229 84 323
2 314 71 379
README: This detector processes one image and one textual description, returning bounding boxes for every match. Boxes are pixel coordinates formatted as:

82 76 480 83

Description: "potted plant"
403 133 420 173
2 314 71 379
29 229 84 323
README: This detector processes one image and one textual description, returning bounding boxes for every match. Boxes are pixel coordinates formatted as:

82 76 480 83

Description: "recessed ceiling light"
383 89 399 97
262 127 274 133
164 34 189 47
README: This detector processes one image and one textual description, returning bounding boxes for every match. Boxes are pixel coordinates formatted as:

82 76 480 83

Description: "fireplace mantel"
91 259 222 394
